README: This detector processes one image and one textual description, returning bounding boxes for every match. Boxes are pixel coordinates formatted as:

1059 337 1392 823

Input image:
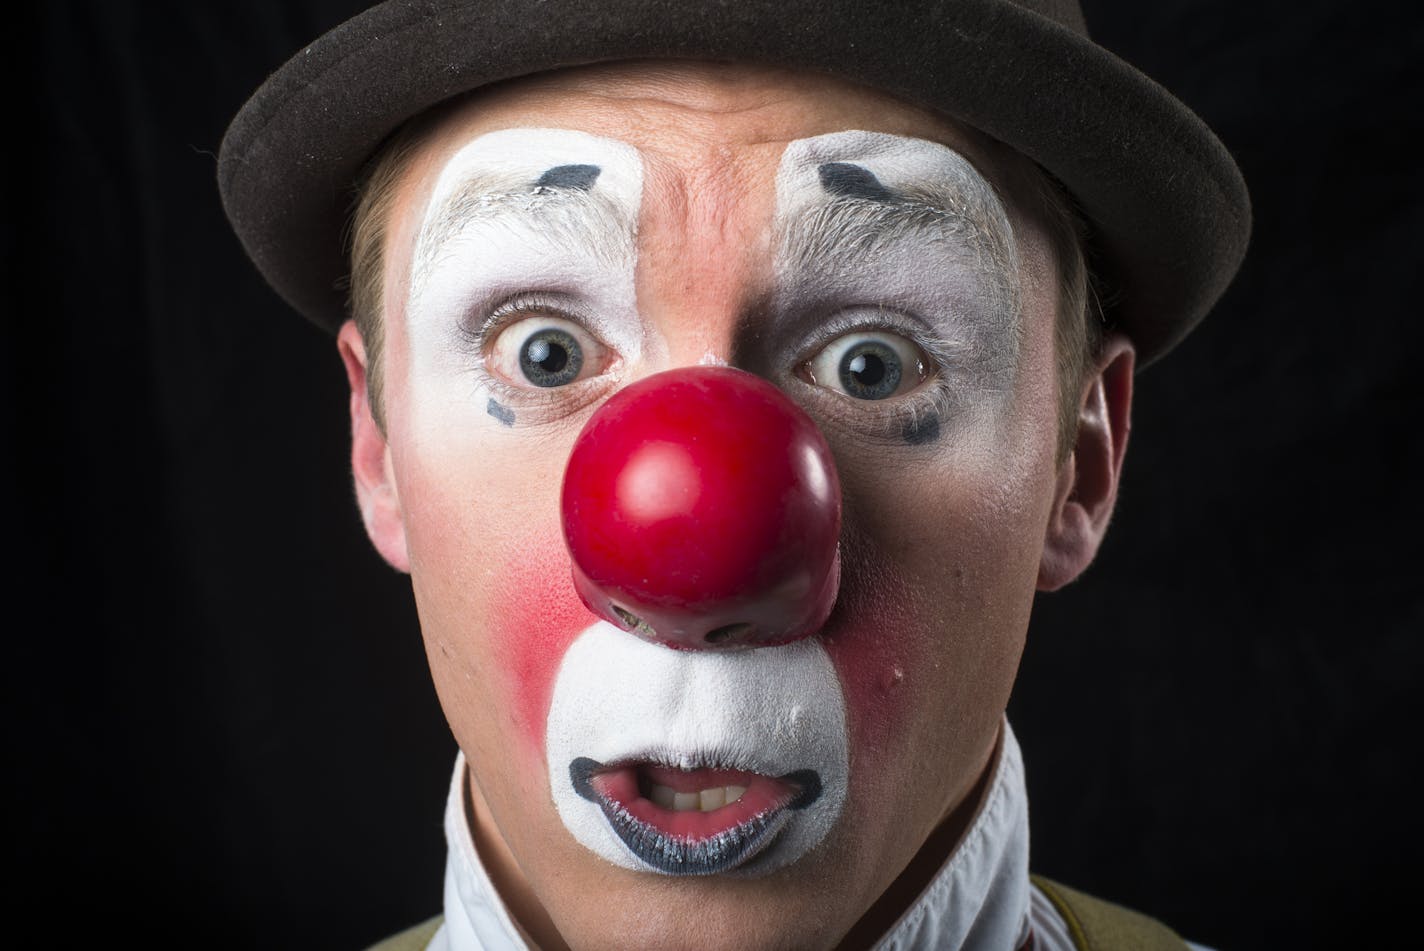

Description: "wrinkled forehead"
408 125 1018 284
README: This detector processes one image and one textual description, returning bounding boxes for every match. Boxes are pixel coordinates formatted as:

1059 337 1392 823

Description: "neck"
834 725 1005 949
464 769 568 951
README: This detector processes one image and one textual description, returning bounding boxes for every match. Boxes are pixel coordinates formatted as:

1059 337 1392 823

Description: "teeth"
647 783 750 812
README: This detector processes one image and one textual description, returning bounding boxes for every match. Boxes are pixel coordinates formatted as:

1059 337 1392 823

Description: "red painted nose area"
561 367 841 650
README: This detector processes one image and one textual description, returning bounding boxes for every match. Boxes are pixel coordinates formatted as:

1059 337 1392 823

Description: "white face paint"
771 131 1023 442
401 127 1020 883
546 622 848 876
404 128 645 422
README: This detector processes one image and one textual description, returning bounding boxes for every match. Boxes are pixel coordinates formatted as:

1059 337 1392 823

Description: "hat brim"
218 0 1250 367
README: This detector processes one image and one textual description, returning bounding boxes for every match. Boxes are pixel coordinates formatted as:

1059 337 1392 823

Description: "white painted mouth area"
546 621 849 875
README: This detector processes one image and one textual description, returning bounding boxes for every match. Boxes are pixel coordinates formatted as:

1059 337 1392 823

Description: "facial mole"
817 162 899 202
901 412 941 446
487 398 516 427
534 163 602 191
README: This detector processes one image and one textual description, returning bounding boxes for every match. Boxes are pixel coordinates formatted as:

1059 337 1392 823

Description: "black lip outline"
569 757 822 875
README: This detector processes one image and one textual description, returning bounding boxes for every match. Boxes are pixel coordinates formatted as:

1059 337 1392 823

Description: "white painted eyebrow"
411 180 630 298
775 131 1019 301
781 190 1015 280
771 131 1023 382
408 128 643 308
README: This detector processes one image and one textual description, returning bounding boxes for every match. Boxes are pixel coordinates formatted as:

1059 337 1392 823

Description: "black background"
16 1 1421 947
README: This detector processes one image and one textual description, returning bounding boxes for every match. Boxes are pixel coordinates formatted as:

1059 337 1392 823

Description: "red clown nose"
561 366 842 650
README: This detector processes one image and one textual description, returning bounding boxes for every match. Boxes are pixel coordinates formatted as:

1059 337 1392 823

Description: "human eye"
800 330 932 401
483 302 614 389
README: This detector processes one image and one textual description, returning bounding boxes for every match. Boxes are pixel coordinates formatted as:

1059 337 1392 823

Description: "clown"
220 2 1248 949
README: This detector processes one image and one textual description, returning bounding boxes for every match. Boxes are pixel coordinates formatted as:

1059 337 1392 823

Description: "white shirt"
427 722 1092 950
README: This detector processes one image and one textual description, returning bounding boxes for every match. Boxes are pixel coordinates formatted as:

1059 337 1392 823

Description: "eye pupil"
520 329 583 386
839 342 902 399
526 338 565 372
846 353 884 385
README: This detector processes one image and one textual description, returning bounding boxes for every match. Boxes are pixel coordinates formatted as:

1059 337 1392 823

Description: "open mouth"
546 623 848 876
570 757 822 875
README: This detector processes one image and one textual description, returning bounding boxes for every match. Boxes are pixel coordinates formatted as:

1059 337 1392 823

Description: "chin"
541 857 865 951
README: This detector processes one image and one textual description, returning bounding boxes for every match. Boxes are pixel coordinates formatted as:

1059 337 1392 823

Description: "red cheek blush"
494 545 599 753
561 366 842 650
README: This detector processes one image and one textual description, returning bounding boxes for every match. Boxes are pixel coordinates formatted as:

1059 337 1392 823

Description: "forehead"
394 61 1030 220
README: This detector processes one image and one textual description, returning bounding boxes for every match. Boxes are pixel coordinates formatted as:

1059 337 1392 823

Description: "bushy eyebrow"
772 162 1024 384
779 184 1018 289
409 168 634 304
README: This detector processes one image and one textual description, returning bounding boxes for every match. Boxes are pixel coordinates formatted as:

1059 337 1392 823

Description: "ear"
1037 334 1135 591
337 320 410 573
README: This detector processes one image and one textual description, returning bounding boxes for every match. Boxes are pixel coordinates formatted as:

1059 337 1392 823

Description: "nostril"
704 623 752 646
610 604 657 640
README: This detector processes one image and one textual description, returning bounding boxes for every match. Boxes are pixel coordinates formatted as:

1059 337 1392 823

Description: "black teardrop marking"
487 398 515 427
901 412 942 446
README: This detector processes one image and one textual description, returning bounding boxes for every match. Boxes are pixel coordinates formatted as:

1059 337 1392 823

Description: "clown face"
342 61 1114 950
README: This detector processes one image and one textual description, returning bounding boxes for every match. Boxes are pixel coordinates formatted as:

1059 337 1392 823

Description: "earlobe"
1037 334 1135 591
337 320 411 573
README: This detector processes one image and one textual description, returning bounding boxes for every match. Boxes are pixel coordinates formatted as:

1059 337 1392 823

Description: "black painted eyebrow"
818 162 899 202
535 163 602 191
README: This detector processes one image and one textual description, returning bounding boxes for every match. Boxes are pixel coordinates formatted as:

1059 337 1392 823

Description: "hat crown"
1005 0 1089 35
219 0 1248 367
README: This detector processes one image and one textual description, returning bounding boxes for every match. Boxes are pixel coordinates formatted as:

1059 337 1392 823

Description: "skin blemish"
487 397 516 427
535 163 602 191
817 162 899 202
879 666 905 693
819 547 922 761
901 411 941 446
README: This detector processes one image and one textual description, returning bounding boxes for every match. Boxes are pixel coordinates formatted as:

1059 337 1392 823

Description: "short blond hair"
1024 168 1107 459
345 122 431 430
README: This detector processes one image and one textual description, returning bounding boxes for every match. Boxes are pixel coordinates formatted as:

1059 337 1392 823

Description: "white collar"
872 721 1032 950
434 720 1032 951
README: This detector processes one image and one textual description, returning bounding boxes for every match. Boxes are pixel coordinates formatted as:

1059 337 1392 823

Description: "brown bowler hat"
218 0 1250 367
